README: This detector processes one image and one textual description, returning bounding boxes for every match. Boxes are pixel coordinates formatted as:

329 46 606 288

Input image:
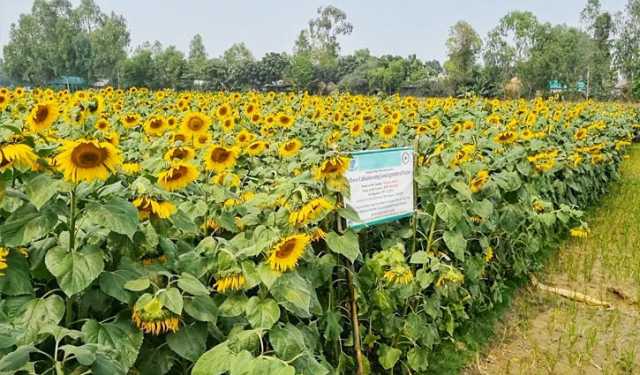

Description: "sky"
0 0 629 62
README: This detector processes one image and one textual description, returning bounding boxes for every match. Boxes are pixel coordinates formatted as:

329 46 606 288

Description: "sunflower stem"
69 186 77 253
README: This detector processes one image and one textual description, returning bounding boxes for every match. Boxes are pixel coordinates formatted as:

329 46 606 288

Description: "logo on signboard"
401 151 411 165
349 158 358 171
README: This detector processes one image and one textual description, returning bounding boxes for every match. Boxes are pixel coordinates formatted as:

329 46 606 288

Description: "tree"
580 0 615 98
2 0 129 85
153 45 187 89
483 11 540 96
307 6 353 60
121 45 155 88
187 34 209 84
444 21 482 94
614 0 640 88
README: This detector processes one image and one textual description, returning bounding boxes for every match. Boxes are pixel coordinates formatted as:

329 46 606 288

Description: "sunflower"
383 266 414 285
315 156 350 180
0 247 9 276
216 103 232 118
310 227 326 242
27 102 59 132
221 117 235 132
0 144 38 172
235 129 255 145
181 111 211 136
157 162 199 191
194 133 212 149
204 145 238 172
470 170 490 193
278 139 302 158
289 197 334 226
121 113 141 128
211 171 241 187
246 140 267 156
349 120 364 137
144 115 168 136
202 218 221 233
54 139 122 183
133 196 176 220
95 118 110 131
132 297 180 335
214 273 246 293
121 162 141 175
378 123 397 140
575 128 588 141
0 93 9 111
164 146 196 162
570 227 588 238
267 234 310 272
494 131 517 144
276 113 294 128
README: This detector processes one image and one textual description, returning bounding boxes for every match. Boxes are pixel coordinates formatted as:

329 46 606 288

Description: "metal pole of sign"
336 194 365 375
410 141 419 257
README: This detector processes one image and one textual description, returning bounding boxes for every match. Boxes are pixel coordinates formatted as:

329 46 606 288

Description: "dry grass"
465 146 640 375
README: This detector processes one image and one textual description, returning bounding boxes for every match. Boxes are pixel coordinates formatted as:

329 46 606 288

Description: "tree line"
1 0 639 99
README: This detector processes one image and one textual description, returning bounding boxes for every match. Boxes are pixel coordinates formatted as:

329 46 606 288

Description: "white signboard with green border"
345 147 414 228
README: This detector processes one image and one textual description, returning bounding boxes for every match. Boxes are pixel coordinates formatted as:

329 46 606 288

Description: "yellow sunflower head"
157 162 199 191
204 145 238 172
144 115 168 136
267 234 310 272
121 113 141 128
181 111 211 136
378 123 398 140
27 101 59 132
316 156 350 180
54 139 122 183
278 139 302 158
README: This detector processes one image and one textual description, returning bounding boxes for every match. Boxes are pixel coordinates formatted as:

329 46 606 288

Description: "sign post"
337 147 415 375
344 147 415 228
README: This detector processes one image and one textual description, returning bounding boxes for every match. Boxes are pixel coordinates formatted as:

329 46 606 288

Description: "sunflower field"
0 86 638 374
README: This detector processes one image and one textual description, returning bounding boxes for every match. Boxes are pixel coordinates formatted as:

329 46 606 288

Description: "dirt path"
465 146 640 375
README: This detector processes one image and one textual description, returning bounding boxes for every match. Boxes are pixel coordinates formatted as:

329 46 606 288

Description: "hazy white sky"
0 0 629 62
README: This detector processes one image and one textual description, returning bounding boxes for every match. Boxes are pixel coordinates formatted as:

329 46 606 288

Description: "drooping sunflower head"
383 265 414 285
214 272 246 293
0 144 39 172
54 139 122 183
288 197 334 226
316 156 351 180
267 234 310 272
278 139 302 158
163 146 195 162
27 102 59 132
132 297 180 335
157 162 199 191
470 170 490 193
133 196 176 220
204 145 238 172
246 140 267 156
181 111 211 135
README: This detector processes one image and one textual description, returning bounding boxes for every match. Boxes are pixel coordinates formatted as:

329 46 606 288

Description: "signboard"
576 80 587 93
345 147 414 228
